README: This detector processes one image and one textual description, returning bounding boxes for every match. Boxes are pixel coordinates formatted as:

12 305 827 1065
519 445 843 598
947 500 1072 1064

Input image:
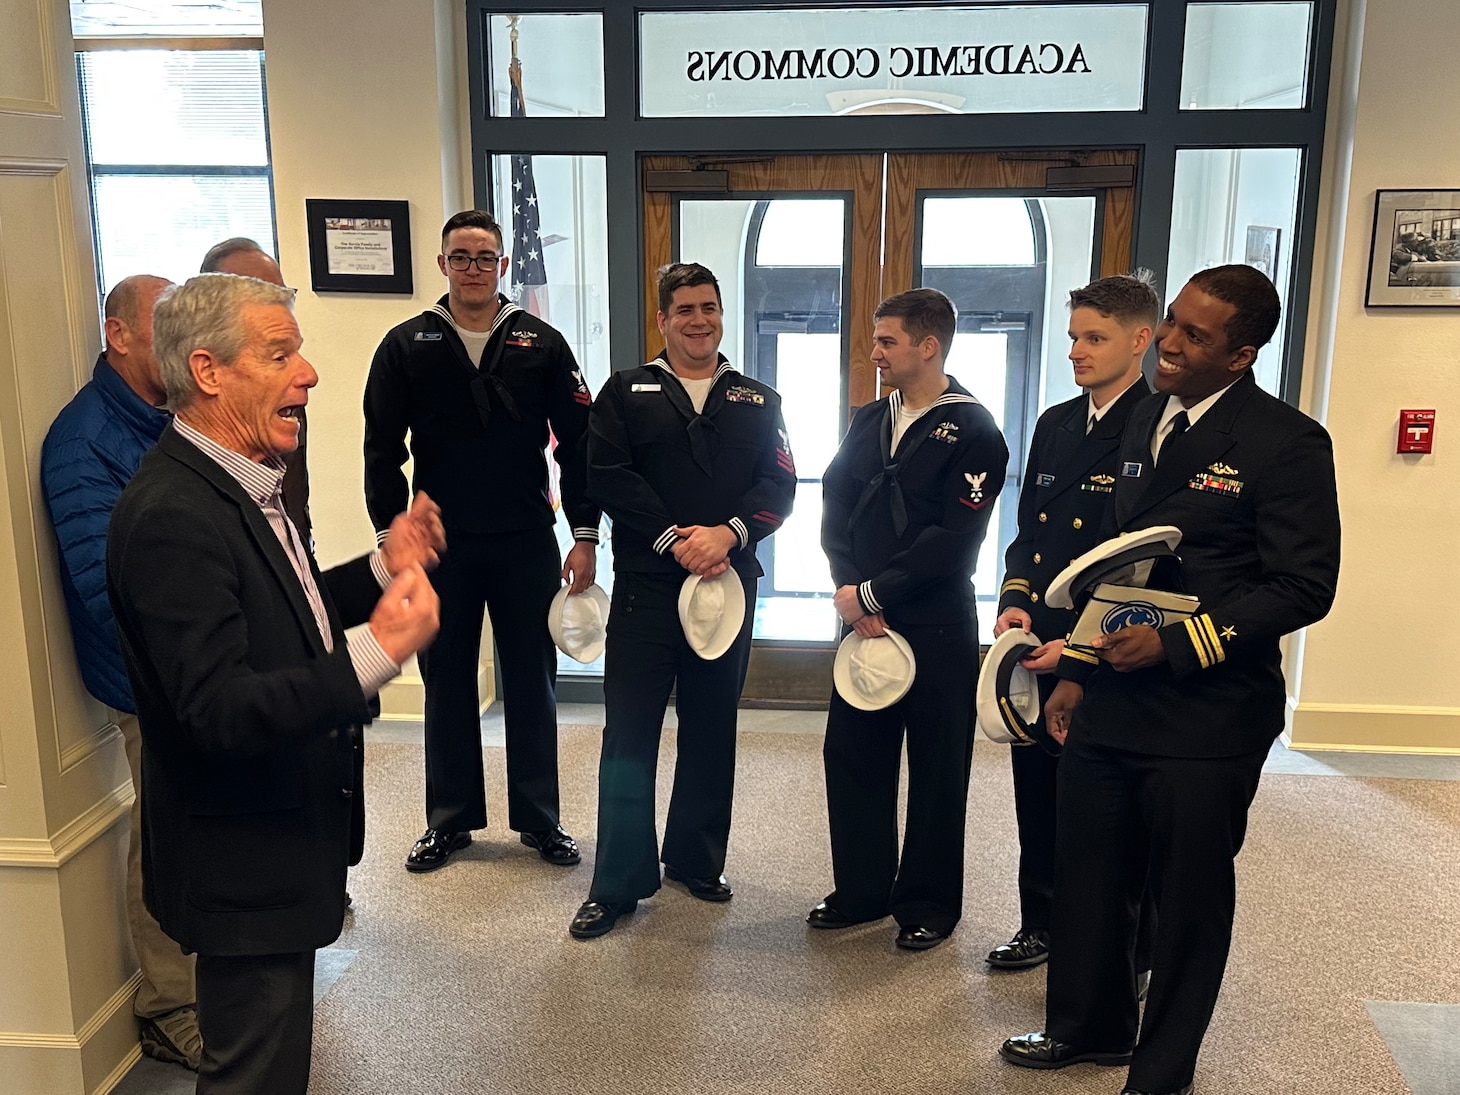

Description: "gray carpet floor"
116 714 1460 1095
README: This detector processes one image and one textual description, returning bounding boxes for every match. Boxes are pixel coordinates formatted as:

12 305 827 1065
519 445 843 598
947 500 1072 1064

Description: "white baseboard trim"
0 783 132 868
1287 700 1460 754
92 1044 141 1095
0 971 140 1049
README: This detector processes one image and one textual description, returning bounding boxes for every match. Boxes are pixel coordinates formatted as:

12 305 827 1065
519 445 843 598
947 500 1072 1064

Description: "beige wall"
1290 0 1460 752
0 1 145 1092
260 0 487 717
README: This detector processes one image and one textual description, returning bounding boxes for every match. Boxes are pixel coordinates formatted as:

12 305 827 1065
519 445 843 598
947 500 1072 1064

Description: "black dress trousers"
1046 734 1268 1093
1008 673 1158 968
195 951 316 1095
418 526 563 834
1008 671 1063 933
588 569 756 905
822 617 978 935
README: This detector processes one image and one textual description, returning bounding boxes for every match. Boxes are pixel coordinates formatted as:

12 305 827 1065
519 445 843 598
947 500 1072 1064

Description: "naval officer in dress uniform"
811 288 1009 950
569 262 796 939
1000 265 1341 1095
988 274 1158 972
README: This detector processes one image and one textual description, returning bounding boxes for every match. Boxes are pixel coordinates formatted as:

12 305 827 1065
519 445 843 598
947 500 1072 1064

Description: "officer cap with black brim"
976 628 1043 745
1044 526 1184 611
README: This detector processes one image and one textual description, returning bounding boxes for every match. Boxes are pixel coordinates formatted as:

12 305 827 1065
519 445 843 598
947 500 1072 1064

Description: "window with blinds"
77 48 277 292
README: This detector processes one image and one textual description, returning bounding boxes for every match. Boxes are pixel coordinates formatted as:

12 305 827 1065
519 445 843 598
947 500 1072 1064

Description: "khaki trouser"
120 713 196 1017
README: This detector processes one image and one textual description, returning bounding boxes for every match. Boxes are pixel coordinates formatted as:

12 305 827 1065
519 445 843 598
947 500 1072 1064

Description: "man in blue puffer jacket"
40 274 202 1071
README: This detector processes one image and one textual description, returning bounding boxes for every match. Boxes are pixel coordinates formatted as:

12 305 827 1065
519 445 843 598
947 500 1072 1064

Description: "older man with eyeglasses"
364 210 601 876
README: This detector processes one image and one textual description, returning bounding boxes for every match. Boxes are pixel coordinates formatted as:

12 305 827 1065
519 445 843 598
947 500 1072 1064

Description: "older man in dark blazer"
106 274 442 1095
999 265 1341 1095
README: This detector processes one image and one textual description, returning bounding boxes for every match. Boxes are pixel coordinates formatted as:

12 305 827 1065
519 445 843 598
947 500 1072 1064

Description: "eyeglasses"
445 253 501 271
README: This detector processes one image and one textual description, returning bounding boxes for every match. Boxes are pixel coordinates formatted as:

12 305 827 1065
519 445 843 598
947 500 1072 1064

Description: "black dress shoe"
404 829 471 873
1121 1085 1192 1095
520 825 581 865
895 925 948 951
986 928 1050 969
568 900 637 939
999 1032 1133 1070
664 865 733 902
806 898 886 929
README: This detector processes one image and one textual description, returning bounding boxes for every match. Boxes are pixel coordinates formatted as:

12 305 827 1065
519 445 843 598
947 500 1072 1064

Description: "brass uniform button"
1031 592 1040 603
1033 553 1042 564
1073 517 1083 529
1038 512 1047 523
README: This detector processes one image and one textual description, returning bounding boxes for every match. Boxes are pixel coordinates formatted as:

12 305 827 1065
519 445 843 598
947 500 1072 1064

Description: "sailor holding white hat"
813 288 1008 952
569 263 796 940
986 273 1159 974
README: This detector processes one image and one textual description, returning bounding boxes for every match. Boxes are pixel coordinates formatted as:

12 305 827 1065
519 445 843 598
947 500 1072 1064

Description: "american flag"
509 58 547 318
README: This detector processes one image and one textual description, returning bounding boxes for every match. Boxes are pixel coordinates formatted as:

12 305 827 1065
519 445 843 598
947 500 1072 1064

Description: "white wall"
260 0 471 567
259 0 484 716
1291 0 1460 751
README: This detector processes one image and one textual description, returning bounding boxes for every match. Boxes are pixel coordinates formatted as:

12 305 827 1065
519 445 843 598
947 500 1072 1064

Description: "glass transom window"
639 5 1149 118
1181 2 1313 109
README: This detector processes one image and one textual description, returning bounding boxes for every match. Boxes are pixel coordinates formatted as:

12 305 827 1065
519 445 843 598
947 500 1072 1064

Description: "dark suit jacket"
106 425 379 957
998 377 1151 642
1057 371 1341 757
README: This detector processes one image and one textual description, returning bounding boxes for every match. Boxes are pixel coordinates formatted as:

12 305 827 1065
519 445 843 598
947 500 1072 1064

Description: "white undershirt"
676 374 715 414
891 402 930 453
446 316 491 367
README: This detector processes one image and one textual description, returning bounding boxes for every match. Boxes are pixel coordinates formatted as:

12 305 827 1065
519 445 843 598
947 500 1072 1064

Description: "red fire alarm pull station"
1398 409 1436 454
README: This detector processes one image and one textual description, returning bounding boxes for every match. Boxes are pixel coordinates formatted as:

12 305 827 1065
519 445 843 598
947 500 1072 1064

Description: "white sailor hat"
976 629 1043 745
678 570 746 661
832 629 916 712
548 583 610 663
1044 526 1183 611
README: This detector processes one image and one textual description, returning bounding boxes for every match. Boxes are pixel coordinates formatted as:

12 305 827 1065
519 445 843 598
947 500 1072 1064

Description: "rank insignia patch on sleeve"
958 471 992 510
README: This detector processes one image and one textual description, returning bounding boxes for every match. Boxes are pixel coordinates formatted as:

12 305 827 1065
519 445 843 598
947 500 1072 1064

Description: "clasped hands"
671 524 737 577
833 585 886 638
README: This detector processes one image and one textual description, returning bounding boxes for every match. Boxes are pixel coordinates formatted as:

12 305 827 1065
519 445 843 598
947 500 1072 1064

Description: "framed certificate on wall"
305 198 413 294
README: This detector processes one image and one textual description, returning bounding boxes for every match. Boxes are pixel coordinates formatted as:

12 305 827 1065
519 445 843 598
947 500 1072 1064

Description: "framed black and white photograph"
305 198 413 293
1244 225 1280 281
1366 189 1460 306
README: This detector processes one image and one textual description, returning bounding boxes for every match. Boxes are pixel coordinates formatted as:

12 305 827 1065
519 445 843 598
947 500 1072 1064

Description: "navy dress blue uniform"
821 379 1009 934
364 294 599 836
1047 370 1340 1092
996 378 1151 941
586 354 796 903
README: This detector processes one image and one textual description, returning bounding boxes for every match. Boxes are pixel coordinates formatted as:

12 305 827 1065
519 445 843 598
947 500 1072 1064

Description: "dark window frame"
468 0 1337 408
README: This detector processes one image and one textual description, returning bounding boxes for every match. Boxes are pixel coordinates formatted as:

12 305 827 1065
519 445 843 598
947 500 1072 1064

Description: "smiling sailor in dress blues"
1000 265 1341 1095
570 262 795 942
814 288 1008 952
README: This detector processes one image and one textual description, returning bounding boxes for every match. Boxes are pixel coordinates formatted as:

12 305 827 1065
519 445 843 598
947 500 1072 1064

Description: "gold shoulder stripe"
1062 647 1100 665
